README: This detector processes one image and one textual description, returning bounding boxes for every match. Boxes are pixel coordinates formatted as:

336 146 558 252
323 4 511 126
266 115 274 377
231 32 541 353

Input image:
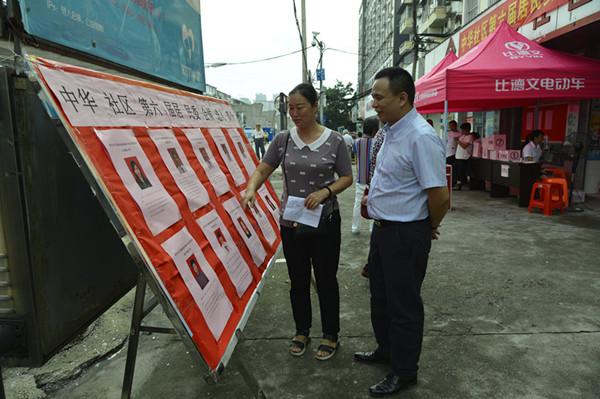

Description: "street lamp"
312 31 325 124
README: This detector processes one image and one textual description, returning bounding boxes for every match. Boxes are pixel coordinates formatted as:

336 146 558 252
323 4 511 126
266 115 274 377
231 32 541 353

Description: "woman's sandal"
289 335 310 357
315 338 339 361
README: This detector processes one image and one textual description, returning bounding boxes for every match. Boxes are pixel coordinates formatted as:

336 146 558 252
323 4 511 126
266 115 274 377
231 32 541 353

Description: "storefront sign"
459 0 552 55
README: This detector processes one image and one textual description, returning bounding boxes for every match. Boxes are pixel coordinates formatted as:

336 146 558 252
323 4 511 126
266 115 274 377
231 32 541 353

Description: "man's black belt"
373 218 429 227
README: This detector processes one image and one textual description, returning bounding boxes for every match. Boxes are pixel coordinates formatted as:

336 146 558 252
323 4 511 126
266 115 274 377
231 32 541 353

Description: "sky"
200 0 361 101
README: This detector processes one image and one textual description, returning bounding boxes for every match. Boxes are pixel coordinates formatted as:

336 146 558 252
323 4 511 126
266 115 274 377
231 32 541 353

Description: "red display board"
30 57 281 372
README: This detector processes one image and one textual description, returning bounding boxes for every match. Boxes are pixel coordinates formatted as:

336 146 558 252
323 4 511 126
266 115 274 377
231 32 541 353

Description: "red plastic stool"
528 182 566 216
541 177 569 207
544 167 567 179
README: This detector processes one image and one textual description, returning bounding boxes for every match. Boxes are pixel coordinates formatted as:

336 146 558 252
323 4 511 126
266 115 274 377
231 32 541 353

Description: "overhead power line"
327 47 359 56
205 47 311 67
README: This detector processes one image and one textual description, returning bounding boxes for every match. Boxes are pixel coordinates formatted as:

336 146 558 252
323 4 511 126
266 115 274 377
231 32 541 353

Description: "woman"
454 122 474 190
242 83 352 360
522 130 544 162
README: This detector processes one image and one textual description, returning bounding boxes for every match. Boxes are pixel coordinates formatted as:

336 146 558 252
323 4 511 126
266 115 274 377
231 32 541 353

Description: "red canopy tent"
415 51 457 86
415 22 600 114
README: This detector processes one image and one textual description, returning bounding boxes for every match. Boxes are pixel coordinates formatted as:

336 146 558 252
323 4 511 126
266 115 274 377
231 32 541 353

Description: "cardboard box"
489 150 498 160
498 150 509 161
482 148 489 159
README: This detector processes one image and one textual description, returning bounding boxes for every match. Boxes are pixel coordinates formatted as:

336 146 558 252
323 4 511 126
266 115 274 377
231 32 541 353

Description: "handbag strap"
281 131 291 195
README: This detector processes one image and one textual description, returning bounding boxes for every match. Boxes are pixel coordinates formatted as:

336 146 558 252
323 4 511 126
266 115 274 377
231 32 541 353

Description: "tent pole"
443 100 448 140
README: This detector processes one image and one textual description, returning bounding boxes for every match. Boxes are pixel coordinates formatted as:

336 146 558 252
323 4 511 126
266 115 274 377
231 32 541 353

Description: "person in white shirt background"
445 120 461 186
252 123 266 159
454 122 474 191
342 129 354 158
522 130 544 162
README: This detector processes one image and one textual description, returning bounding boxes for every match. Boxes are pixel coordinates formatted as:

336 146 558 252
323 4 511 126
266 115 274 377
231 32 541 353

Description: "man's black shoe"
368 374 417 397
353 350 389 364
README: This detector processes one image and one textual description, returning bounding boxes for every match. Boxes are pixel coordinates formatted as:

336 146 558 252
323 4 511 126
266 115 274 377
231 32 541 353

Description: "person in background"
352 116 378 235
454 122 474 191
426 118 434 127
252 123 266 159
445 120 461 186
242 83 353 361
360 122 386 279
354 67 449 397
343 129 354 158
522 130 544 162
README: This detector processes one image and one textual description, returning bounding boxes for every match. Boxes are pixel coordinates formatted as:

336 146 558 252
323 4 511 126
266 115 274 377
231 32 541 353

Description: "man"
342 129 354 158
454 122 473 190
354 67 449 397
446 120 461 186
352 116 378 235
252 123 266 159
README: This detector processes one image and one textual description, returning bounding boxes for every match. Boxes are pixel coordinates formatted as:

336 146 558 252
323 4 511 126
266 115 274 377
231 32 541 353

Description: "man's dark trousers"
368 219 431 378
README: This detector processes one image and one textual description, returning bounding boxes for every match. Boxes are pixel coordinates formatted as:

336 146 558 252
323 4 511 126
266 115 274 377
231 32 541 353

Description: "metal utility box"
0 66 137 366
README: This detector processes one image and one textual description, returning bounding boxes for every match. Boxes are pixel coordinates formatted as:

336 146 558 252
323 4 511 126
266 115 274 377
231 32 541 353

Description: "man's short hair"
363 116 379 137
449 120 458 127
460 122 471 131
374 67 415 105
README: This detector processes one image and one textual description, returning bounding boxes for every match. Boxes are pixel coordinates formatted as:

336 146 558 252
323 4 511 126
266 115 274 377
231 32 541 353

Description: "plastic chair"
541 177 569 207
544 167 567 179
528 182 566 216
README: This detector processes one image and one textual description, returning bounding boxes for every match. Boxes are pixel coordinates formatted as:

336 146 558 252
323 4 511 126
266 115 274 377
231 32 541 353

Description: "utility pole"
313 32 325 124
301 0 308 82
411 0 419 79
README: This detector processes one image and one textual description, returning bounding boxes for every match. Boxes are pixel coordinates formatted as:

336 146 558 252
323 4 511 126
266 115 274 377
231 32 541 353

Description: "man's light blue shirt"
367 107 446 222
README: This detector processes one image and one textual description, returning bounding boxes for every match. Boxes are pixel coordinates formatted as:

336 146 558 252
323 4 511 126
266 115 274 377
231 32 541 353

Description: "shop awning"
415 22 600 114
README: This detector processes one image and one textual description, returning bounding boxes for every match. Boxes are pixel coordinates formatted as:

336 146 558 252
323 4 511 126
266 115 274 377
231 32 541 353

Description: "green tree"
323 81 355 131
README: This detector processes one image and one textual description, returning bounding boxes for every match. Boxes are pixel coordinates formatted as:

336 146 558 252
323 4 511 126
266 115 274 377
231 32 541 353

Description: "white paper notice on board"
501 164 509 178
161 227 233 340
196 210 253 297
222 197 267 266
227 128 257 175
241 189 278 246
258 186 281 221
210 128 245 187
148 129 209 212
95 128 181 235
182 129 231 196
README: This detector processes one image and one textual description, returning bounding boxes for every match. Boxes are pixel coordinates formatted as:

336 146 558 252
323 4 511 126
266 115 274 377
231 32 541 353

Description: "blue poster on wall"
19 0 206 92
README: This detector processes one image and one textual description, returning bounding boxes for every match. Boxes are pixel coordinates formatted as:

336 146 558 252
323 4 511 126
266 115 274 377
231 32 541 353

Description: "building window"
464 0 479 23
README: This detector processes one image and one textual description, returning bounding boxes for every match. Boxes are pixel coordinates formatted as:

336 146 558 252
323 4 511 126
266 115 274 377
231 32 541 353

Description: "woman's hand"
241 189 257 209
304 188 329 209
